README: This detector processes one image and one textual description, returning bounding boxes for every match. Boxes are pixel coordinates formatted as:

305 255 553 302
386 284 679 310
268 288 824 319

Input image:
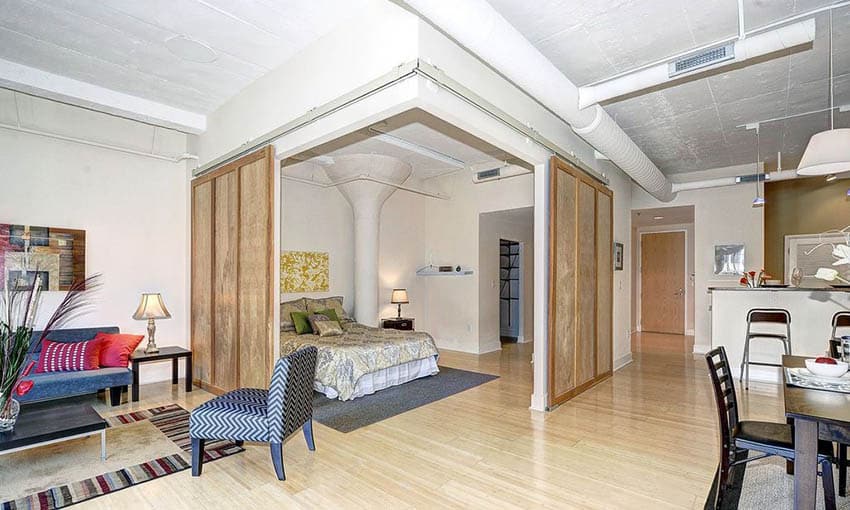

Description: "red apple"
815 357 838 365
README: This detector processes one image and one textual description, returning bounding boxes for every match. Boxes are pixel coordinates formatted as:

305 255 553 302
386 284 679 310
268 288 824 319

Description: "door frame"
636 229 688 334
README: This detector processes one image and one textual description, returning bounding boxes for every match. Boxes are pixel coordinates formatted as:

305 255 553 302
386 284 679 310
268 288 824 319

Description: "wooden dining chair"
705 346 836 509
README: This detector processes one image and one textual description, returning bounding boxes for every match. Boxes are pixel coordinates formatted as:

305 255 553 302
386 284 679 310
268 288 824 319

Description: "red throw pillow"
96 333 144 368
37 338 102 373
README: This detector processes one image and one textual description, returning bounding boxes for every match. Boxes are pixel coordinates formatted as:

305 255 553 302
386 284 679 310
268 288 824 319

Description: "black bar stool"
828 311 850 359
739 308 791 390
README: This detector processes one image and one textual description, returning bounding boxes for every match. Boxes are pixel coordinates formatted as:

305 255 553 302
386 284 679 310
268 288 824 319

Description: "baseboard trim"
530 392 547 412
614 352 633 371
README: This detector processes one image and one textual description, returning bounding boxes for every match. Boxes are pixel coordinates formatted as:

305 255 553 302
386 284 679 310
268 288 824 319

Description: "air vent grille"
669 44 734 77
476 168 501 180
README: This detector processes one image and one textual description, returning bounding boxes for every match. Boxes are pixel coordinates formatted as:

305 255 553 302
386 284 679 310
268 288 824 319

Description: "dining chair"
828 311 850 496
706 346 836 509
739 308 791 390
189 346 318 481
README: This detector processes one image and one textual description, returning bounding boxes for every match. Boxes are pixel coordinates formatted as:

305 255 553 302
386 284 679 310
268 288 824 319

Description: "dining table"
783 355 850 510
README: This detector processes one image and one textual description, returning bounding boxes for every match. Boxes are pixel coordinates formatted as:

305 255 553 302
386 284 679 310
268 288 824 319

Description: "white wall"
479 208 534 352
0 93 189 385
631 184 764 352
280 178 354 312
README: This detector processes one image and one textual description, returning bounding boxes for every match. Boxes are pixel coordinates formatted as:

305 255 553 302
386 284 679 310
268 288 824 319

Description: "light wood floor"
79 343 785 509
631 331 695 354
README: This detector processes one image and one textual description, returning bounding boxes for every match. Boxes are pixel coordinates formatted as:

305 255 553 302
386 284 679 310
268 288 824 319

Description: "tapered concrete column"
324 154 412 325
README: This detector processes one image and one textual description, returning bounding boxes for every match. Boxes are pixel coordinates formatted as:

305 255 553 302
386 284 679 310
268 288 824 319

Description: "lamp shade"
391 289 409 304
132 293 172 320
796 128 850 176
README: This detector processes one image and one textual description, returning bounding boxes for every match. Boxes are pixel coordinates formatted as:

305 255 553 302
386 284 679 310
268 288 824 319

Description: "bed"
279 297 440 401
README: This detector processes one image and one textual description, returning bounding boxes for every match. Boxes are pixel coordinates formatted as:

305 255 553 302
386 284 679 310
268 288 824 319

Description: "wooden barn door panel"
212 170 239 391
549 166 578 401
191 146 276 394
238 156 273 389
191 181 213 386
596 192 613 376
548 157 614 408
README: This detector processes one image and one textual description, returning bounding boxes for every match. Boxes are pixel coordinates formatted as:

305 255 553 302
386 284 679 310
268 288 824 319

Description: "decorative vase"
0 397 20 432
791 267 803 287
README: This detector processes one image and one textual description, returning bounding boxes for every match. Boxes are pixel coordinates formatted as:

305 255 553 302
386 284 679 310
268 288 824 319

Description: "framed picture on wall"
714 244 745 275
613 242 624 271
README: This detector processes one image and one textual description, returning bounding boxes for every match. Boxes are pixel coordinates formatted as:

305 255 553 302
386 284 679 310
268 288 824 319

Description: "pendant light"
752 125 765 207
797 10 850 176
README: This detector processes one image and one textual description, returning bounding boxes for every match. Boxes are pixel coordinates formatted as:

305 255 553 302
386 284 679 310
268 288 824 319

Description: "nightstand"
382 317 414 331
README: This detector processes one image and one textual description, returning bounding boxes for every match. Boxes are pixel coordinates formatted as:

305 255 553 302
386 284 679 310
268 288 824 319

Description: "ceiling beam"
0 58 206 134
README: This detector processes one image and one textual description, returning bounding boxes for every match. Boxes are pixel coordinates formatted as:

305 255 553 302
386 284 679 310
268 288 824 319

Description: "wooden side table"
130 346 193 402
381 317 414 331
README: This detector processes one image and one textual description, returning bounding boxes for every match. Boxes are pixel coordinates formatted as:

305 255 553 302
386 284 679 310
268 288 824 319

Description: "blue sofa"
19 326 133 406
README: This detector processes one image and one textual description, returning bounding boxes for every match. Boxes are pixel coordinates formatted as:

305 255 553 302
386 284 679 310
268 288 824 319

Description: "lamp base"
144 318 160 354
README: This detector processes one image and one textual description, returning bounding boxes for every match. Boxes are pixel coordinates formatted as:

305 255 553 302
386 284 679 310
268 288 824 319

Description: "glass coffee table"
0 399 107 461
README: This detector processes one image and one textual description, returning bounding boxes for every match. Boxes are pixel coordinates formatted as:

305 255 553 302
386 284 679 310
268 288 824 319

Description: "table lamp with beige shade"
133 293 171 354
391 288 409 318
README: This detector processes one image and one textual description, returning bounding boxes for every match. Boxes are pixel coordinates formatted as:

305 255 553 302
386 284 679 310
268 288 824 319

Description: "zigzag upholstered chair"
189 346 318 480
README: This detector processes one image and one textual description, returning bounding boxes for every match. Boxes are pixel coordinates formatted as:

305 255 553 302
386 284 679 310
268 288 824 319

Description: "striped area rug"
1 404 243 510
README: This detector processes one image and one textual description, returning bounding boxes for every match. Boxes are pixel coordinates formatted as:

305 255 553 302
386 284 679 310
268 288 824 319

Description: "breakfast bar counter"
710 287 850 383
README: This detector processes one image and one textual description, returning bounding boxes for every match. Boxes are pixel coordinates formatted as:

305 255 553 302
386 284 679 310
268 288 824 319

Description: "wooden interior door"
548 157 613 407
191 146 275 394
640 232 685 334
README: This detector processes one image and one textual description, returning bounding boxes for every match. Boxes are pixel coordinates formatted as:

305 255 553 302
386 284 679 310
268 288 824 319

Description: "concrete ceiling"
0 0 366 116
489 0 850 174
284 109 525 181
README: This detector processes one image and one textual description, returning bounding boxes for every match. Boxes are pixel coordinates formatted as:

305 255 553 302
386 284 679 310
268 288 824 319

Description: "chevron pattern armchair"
189 346 318 480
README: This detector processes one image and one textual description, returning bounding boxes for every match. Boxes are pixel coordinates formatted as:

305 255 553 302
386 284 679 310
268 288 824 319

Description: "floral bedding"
280 322 439 400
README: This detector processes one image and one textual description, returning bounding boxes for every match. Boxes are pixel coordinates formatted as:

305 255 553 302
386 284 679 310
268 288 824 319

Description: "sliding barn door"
191 146 275 394
548 157 613 407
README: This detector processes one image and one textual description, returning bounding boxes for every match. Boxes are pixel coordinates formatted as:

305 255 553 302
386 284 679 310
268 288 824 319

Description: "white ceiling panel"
490 0 850 174
0 0 368 114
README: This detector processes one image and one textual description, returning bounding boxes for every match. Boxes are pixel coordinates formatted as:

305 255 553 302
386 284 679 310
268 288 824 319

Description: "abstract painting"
280 251 329 293
0 223 86 291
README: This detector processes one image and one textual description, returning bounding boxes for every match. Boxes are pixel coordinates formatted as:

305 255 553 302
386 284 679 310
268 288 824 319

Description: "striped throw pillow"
36 338 102 373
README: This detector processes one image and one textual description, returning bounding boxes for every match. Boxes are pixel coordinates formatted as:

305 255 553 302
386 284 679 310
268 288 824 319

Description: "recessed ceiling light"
826 173 838 182
165 35 218 64
653 215 664 220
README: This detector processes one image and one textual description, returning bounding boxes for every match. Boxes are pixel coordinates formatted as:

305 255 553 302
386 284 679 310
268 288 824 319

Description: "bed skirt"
315 356 439 400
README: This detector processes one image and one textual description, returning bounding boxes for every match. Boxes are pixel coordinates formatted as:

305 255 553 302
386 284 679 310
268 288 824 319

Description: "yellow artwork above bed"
281 251 329 292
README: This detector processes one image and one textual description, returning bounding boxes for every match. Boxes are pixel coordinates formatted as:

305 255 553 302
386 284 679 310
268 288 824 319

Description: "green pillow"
317 308 340 323
291 311 313 335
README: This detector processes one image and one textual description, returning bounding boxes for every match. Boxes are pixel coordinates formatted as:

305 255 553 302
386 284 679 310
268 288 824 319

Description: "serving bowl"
805 358 849 378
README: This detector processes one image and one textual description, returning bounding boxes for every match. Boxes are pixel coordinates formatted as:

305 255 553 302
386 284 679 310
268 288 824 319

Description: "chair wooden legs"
109 386 125 406
191 438 206 477
270 442 285 481
822 457 837 510
303 420 316 451
840 444 848 497
234 440 244 447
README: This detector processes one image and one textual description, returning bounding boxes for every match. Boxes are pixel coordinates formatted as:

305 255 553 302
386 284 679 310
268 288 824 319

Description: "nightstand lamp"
391 289 409 319
133 293 172 354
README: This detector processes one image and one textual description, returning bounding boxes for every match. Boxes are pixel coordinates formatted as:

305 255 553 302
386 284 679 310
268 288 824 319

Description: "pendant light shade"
796 128 850 176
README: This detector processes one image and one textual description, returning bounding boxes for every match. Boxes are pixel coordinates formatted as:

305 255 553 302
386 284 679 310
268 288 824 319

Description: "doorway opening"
631 206 695 354
500 239 522 344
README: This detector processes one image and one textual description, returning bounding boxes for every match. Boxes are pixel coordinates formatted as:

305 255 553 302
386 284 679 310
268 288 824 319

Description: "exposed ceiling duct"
402 0 675 202
578 19 816 108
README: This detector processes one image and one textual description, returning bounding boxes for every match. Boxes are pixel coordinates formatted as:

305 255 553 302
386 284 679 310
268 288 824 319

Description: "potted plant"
0 273 100 431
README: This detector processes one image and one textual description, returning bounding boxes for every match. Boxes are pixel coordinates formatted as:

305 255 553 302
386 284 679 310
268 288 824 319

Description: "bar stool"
739 308 791 390
828 311 850 358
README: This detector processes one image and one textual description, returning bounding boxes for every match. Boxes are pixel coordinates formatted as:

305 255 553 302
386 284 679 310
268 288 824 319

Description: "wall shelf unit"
416 265 474 276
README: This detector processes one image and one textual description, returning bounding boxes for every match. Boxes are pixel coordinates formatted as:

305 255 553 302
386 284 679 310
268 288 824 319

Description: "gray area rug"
312 366 498 433
706 455 847 509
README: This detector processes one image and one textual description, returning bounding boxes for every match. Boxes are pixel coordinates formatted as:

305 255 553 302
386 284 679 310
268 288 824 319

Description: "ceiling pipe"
671 169 799 193
579 19 815 108
0 122 198 163
401 0 676 202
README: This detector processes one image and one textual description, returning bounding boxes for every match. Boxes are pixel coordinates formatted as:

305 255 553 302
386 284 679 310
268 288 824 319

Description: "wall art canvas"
280 251 329 293
714 244 745 276
613 242 624 271
0 224 86 291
